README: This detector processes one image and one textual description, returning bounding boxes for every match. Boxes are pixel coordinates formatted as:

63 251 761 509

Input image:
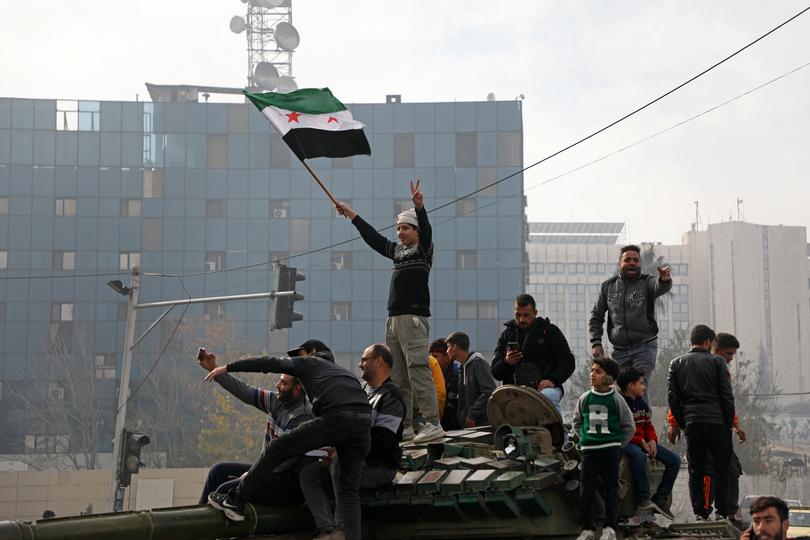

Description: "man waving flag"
244 88 371 161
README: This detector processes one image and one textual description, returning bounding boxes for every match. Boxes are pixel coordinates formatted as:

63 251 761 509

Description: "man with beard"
203 341 371 540
589 244 672 390
197 350 313 505
740 497 799 540
300 343 406 540
491 293 575 415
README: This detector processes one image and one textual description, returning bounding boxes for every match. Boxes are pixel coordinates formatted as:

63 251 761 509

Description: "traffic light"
118 430 150 487
272 264 305 329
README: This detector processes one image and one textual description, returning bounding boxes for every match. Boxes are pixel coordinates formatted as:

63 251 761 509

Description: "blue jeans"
612 341 658 400
622 442 681 502
580 447 620 530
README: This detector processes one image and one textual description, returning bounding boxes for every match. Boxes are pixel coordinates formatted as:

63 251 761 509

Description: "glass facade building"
0 96 524 454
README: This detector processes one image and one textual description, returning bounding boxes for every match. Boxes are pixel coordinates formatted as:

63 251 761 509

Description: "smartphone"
197 347 207 362
748 527 757 540
507 341 520 351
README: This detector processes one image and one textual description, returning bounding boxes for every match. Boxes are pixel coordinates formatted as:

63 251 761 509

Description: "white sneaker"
599 526 617 540
576 530 595 540
412 422 445 443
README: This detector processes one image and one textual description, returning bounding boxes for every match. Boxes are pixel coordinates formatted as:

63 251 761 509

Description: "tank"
0 385 742 540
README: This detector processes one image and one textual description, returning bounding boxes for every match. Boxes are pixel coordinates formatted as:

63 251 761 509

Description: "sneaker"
599 526 617 540
637 499 656 512
576 529 596 540
413 422 445 443
651 498 675 520
402 425 416 442
208 490 246 522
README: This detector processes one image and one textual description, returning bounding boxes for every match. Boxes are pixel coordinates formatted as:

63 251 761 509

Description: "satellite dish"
275 76 298 93
254 62 279 91
274 21 300 51
230 15 246 34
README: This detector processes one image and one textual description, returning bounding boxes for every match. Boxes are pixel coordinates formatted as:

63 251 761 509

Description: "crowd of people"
191 182 754 540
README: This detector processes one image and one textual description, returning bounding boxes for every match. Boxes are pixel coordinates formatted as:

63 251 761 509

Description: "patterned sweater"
572 387 635 452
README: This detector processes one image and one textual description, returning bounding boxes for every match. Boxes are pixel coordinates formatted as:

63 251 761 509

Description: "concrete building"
0 95 525 458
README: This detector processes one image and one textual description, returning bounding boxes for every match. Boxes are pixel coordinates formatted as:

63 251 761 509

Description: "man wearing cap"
203 340 371 540
336 180 443 443
197 347 313 506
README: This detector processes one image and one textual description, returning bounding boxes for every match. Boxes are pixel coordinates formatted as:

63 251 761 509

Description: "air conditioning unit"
272 208 288 218
204 261 217 272
48 387 65 401
331 313 342 321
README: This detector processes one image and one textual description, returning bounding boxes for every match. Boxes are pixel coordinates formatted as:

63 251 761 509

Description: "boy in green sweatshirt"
572 357 635 540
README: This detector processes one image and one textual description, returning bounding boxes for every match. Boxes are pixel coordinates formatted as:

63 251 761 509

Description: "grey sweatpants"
385 314 439 427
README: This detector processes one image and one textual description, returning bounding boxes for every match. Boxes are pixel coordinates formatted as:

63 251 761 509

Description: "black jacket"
667 347 735 429
365 378 406 469
227 351 370 417
351 206 432 317
491 317 575 391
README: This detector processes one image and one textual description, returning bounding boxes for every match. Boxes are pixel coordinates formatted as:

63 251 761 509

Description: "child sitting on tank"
572 357 635 540
617 366 680 519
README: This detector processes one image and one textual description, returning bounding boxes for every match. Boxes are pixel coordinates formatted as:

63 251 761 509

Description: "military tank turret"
0 385 741 540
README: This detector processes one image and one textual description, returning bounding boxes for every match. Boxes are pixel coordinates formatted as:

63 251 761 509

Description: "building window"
56 100 79 131
52 303 74 322
332 251 352 270
270 200 290 219
0 251 6 269
331 302 351 321
121 199 142 217
143 168 164 198
0 303 4 320
548 263 565 275
270 137 291 168
457 250 477 270
290 219 310 251
332 156 353 169
456 198 476 217
55 198 77 216
53 251 76 271
206 199 227 218
456 133 477 167
95 354 117 379
204 303 226 321
497 132 521 166
393 134 415 168
24 433 69 454
207 134 229 168
117 302 128 321
393 199 412 216
205 252 226 272
457 301 498 319
0 197 8 215
119 252 140 270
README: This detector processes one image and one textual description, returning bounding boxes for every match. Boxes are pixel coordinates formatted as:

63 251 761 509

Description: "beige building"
684 221 810 394
526 220 810 395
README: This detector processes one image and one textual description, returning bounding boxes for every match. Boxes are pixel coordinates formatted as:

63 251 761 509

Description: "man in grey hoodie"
446 331 497 428
589 244 672 387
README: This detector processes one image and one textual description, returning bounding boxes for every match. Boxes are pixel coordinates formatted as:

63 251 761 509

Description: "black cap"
287 339 331 357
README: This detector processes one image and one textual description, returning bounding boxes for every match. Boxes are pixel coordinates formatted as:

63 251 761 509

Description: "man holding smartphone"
491 293 575 414
741 497 792 540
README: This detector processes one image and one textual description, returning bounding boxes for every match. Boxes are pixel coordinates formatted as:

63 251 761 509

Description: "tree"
128 316 265 468
3 330 110 470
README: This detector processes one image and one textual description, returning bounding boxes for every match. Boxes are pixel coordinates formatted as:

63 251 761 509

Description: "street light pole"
108 266 140 512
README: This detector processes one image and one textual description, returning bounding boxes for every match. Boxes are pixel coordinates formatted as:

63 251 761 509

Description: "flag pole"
297 158 340 208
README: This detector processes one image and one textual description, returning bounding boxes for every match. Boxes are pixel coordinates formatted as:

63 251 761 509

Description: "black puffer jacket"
491 317 575 392
667 347 735 429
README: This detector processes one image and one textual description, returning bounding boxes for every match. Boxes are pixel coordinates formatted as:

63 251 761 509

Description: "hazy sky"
1 1 808 245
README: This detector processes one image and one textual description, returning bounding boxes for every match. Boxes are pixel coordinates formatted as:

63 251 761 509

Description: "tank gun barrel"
0 503 312 540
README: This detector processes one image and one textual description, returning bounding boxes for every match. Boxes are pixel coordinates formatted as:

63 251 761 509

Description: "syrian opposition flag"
244 88 371 161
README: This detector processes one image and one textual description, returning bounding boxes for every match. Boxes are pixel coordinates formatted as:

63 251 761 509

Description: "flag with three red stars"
244 88 371 161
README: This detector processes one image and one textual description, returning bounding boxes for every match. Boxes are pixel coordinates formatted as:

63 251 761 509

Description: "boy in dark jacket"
491 293 575 415
446 331 496 427
572 357 635 540
617 366 680 519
